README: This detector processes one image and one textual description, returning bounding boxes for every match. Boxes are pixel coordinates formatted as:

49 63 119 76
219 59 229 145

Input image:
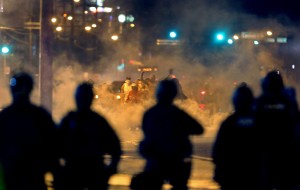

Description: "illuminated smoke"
0 0 299 146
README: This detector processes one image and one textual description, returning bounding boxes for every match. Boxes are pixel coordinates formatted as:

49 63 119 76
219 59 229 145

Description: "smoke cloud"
0 0 299 148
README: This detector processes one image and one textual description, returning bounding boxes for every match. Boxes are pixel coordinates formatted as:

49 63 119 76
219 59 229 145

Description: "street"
108 142 219 190
101 104 226 190
106 122 221 190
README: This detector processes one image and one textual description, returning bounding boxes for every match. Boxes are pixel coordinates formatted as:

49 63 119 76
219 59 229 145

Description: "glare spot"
233 35 239 40
56 26 63 32
227 39 233 44
10 78 16 87
51 17 57 23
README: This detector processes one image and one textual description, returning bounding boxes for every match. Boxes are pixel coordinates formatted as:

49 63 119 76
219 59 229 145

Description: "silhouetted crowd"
0 70 299 190
212 71 300 190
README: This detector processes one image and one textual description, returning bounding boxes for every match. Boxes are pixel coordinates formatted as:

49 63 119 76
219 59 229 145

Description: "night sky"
237 0 300 21
133 0 300 24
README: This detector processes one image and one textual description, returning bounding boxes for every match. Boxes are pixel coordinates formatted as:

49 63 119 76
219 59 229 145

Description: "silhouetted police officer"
0 71 57 190
212 83 260 190
255 71 299 190
57 82 122 190
137 79 204 190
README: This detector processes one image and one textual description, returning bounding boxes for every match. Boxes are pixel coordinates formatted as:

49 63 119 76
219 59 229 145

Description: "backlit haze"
0 0 300 145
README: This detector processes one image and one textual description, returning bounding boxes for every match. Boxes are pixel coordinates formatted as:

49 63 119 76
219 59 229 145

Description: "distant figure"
212 83 259 190
121 77 132 103
136 79 204 190
127 83 140 104
254 70 299 190
172 78 188 100
0 72 57 190
57 82 122 190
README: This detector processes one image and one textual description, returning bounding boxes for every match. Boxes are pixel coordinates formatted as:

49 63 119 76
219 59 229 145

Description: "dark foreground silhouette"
213 71 300 190
56 82 122 190
0 72 57 190
131 79 204 190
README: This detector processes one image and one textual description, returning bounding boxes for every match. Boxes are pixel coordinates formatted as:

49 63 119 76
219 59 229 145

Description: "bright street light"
51 17 57 23
111 35 119 41
67 16 73 21
254 40 259 45
118 14 126 23
1 46 10 54
85 26 92 31
56 26 62 32
233 35 239 40
216 34 224 41
169 31 177 38
267 31 273 36
227 39 233 44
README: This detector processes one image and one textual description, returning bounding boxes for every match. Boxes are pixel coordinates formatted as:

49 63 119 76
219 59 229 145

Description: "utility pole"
0 0 3 12
39 0 53 113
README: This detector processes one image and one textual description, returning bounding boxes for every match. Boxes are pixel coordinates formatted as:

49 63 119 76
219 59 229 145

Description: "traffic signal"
227 38 234 44
169 31 177 39
1 45 11 54
215 33 225 41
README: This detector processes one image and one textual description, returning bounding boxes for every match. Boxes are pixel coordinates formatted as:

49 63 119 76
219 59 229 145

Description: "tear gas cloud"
0 0 300 145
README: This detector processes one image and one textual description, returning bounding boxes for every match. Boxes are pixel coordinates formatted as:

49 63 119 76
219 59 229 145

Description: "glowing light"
96 0 104 6
216 33 224 41
56 26 63 32
103 7 113 13
130 23 135 28
51 17 57 23
111 35 119 41
118 14 126 23
292 64 295 69
89 7 97 13
10 78 16 86
91 24 97 28
85 26 92 31
117 63 125 71
84 10 88 14
95 95 99 99
201 91 206 95
254 40 259 45
1 46 9 54
126 15 135 22
233 35 239 40
266 31 273 36
227 39 233 44
74 0 80 3
169 31 177 38
96 7 113 13
63 13 67 18
67 16 73 21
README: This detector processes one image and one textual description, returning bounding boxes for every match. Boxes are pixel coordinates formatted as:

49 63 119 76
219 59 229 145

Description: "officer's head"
75 82 94 111
155 79 178 104
9 72 34 101
261 70 284 94
232 83 254 113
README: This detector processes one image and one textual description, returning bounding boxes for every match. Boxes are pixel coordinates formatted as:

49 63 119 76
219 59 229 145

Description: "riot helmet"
10 72 34 97
261 70 284 94
75 82 94 111
155 79 178 104
232 83 254 113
